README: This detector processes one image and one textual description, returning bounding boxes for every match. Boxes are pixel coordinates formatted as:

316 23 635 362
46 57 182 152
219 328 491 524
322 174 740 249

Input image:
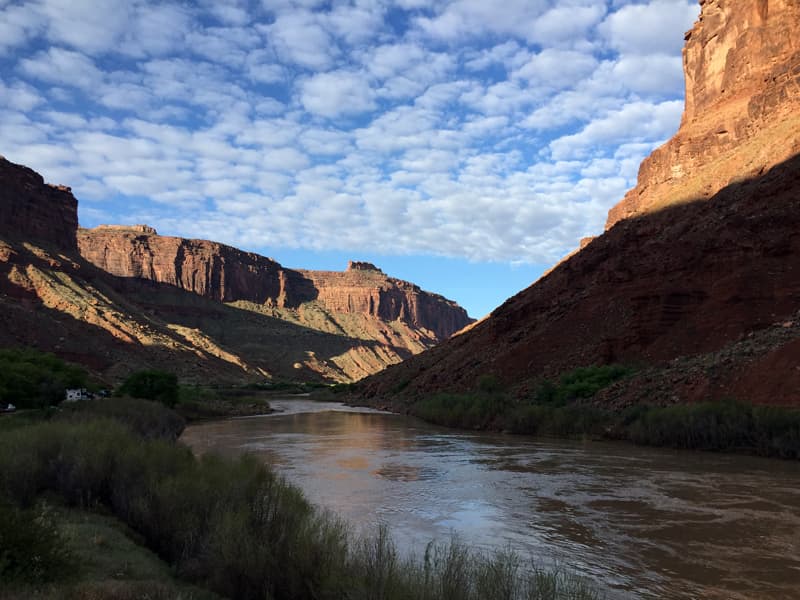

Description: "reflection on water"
181 398 800 599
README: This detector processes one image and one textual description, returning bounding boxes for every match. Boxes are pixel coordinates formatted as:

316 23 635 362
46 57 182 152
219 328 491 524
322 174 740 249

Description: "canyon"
360 0 800 407
0 157 472 383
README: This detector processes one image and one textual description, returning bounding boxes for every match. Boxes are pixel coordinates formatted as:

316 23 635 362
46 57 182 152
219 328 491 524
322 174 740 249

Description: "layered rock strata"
607 0 800 227
78 227 473 341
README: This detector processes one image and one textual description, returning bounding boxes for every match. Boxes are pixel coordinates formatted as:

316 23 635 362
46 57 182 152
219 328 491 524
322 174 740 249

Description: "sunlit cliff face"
606 0 800 229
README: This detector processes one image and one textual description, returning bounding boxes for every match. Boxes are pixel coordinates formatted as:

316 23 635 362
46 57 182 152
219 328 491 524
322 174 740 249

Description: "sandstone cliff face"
300 262 471 341
0 157 78 250
607 0 800 227
78 228 473 341
360 0 800 406
77 226 292 305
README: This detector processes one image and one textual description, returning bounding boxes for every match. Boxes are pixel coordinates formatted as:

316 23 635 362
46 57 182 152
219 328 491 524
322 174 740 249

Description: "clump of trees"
0 348 87 409
118 370 179 408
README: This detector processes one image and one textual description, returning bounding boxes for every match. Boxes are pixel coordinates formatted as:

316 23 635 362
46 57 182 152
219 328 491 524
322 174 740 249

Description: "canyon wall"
78 227 473 341
360 0 800 405
607 0 800 227
0 156 78 250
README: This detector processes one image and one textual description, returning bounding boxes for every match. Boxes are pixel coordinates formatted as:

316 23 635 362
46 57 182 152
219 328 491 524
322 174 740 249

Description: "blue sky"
0 0 699 318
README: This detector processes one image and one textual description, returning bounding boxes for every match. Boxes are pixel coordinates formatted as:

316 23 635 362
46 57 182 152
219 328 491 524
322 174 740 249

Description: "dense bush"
534 365 635 406
58 396 186 441
0 421 598 600
626 401 800 457
413 391 512 430
0 348 87 409
118 370 179 407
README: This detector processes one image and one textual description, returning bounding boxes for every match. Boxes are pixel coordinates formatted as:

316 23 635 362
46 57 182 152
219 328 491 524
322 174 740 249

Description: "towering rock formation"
0 156 78 250
360 0 800 406
607 0 800 226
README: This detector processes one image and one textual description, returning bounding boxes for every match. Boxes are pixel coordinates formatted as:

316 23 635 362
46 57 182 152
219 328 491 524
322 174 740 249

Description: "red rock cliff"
78 228 473 341
300 261 472 341
77 226 294 305
360 0 800 405
607 0 800 227
0 156 78 250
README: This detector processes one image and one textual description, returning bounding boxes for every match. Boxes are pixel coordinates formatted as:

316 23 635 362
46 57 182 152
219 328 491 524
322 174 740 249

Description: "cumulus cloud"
599 0 698 55
19 47 104 90
300 70 376 118
0 0 699 267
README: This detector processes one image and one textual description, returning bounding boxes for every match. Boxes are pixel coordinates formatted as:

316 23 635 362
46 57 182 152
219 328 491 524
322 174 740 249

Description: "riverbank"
339 365 800 459
0 398 600 600
182 399 800 598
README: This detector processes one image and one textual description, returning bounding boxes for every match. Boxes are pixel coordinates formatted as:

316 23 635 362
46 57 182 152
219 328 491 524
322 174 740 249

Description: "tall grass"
0 418 599 600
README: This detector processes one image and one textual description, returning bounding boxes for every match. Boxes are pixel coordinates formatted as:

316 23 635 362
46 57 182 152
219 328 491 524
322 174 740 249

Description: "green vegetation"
0 348 87 409
0 501 74 584
58 396 185 441
0 398 599 600
410 365 800 459
625 401 800 458
175 384 272 420
534 365 635 406
413 365 631 434
117 370 179 408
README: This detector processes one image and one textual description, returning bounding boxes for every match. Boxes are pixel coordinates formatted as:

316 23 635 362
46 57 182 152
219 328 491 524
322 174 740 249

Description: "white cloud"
549 100 684 160
0 80 44 111
599 0 699 55
529 4 606 46
414 0 550 42
1 0 699 267
300 70 376 118
514 49 598 90
267 10 336 70
19 47 104 90
0 3 44 53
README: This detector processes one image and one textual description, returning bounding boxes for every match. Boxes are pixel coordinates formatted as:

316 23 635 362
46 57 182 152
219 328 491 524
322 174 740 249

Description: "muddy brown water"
180 398 800 599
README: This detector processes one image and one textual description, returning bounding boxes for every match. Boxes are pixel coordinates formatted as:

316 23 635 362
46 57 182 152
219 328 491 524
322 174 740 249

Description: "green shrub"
59 396 185 441
535 365 635 406
118 370 179 408
626 400 800 457
0 347 87 409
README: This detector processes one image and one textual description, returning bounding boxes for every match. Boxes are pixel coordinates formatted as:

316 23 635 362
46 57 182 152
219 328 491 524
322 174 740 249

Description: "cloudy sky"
0 0 699 318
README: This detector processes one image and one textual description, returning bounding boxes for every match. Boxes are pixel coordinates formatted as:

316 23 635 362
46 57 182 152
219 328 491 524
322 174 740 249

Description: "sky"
0 0 700 318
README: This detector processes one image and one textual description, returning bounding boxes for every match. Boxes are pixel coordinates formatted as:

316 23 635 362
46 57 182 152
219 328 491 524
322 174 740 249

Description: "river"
180 398 800 599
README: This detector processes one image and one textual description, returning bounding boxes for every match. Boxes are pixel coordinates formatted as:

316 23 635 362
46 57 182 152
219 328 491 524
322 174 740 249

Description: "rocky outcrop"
0 156 78 250
300 267 472 341
607 0 800 227
359 0 800 406
78 227 473 341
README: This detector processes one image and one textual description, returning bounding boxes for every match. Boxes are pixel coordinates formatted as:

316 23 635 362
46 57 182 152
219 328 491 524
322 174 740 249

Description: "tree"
118 370 179 408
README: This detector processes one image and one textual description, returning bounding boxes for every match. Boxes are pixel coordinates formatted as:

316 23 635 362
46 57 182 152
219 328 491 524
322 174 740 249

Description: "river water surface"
181 398 800 599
